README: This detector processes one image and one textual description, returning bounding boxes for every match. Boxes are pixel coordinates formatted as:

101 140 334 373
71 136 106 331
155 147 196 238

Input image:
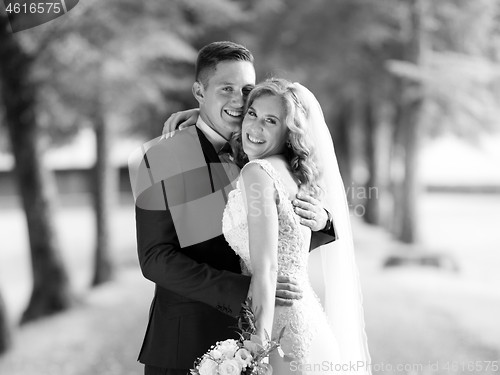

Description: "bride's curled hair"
231 78 323 198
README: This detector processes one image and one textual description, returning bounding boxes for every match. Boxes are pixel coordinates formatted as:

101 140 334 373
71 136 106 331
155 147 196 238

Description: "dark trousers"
144 365 189 375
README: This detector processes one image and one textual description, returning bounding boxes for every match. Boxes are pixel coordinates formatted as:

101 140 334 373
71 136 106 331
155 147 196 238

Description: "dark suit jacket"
135 127 336 370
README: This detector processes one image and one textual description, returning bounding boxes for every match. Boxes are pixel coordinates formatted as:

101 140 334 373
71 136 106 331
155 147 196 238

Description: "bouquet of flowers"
191 300 285 375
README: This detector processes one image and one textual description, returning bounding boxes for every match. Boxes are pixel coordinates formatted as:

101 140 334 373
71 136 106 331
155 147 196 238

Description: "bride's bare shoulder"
262 155 288 171
263 156 299 197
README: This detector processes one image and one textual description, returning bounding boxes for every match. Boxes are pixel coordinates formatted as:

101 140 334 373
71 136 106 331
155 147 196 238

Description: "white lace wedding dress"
223 159 340 374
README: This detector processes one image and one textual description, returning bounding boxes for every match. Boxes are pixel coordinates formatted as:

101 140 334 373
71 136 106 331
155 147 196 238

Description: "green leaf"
250 334 263 347
264 329 270 342
278 326 286 341
277 346 285 358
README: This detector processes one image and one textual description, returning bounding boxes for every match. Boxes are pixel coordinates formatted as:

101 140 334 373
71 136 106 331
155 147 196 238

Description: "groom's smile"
224 109 243 118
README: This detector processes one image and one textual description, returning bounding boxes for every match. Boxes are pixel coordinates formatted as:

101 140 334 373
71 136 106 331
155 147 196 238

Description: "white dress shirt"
196 117 240 186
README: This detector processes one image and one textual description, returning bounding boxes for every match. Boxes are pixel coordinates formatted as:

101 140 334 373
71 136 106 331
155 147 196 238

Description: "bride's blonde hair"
231 78 323 197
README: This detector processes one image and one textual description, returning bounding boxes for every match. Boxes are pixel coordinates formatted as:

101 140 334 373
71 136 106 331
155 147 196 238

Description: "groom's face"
194 60 256 140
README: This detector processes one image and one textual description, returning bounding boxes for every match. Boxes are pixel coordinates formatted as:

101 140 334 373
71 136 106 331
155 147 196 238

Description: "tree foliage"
241 0 500 241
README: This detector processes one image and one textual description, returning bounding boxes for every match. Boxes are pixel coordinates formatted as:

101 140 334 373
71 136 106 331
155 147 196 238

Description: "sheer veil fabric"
294 83 372 375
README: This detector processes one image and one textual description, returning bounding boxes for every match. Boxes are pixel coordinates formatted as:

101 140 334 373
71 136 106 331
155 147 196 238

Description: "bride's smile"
246 133 265 144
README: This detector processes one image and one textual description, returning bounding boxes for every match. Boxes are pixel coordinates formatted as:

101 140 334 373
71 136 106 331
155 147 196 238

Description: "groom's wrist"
321 209 338 241
323 209 333 231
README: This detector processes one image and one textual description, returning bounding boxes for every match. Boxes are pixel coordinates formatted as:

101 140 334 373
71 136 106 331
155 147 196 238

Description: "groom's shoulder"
154 127 205 153
172 126 202 141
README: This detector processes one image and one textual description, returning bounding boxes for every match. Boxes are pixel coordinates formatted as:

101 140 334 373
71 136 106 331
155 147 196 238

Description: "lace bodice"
223 159 309 281
223 159 324 360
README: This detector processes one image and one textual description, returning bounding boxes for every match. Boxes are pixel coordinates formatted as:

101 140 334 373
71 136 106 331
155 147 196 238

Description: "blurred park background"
1 0 500 374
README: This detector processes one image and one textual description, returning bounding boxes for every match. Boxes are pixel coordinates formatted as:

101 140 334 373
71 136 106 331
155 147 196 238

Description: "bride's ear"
192 81 204 104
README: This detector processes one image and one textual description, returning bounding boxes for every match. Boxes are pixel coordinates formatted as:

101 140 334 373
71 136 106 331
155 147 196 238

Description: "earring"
286 140 292 148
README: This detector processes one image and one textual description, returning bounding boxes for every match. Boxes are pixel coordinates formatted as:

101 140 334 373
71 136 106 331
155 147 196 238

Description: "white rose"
218 339 239 358
199 358 219 375
219 359 242 375
234 348 253 369
210 349 223 360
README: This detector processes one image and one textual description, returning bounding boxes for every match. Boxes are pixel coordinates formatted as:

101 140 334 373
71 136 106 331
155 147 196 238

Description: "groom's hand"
275 275 303 306
162 108 199 138
292 193 328 232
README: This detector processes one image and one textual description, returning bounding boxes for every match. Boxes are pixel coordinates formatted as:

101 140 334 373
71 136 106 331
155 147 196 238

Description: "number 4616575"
443 361 498 372
5 2 61 14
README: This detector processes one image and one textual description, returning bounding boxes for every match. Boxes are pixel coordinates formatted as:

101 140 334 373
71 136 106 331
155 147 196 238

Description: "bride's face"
242 95 288 160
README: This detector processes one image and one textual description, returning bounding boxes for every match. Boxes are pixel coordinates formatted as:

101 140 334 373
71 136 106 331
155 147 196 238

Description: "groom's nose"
230 91 245 107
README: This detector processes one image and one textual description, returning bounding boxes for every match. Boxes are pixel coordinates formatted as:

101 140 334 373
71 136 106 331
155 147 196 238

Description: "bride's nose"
250 118 264 131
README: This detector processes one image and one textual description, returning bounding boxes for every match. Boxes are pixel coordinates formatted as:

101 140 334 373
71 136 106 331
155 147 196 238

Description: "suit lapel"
196 127 233 201
197 127 219 164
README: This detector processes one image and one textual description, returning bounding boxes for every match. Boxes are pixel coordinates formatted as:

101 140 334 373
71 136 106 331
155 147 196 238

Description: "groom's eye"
222 87 233 92
247 110 256 117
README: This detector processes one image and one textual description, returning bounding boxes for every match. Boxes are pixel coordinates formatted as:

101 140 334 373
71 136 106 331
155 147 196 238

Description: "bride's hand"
292 192 328 232
275 275 303 306
162 108 199 138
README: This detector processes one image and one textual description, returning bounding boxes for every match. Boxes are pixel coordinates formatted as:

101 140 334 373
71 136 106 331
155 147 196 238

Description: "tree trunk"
331 98 353 202
391 0 424 243
362 87 381 225
0 290 11 355
91 89 115 286
394 93 421 243
0 14 73 324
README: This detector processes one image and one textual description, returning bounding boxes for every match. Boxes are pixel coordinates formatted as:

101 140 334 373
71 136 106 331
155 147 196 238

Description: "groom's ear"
192 81 204 104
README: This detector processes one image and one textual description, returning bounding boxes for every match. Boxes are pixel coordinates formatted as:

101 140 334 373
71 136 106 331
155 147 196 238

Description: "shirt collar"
196 117 228 153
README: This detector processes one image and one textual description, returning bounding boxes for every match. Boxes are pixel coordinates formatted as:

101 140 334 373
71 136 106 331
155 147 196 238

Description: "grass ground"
0 192 499 374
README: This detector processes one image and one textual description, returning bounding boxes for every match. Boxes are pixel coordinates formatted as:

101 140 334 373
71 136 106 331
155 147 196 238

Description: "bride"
222 78 371 374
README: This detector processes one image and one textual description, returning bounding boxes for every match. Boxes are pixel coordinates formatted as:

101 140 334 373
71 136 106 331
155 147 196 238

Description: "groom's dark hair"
195 41 254 87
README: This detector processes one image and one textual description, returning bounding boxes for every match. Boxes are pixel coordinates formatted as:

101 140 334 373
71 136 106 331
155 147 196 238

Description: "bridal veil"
294 83 372 375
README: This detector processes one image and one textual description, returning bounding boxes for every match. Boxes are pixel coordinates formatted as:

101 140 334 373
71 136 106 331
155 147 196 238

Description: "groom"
135 41 337 375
